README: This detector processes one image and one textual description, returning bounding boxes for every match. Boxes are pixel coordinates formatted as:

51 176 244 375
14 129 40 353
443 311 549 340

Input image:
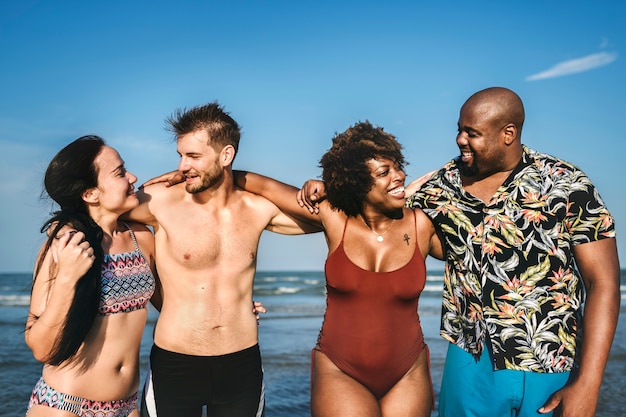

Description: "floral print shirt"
407 146 615 372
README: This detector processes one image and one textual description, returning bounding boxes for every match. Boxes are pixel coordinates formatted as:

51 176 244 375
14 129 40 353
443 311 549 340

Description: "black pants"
141 344 265 417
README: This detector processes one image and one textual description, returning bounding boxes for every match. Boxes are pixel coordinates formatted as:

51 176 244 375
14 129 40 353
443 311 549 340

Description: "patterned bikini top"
98 223 155 316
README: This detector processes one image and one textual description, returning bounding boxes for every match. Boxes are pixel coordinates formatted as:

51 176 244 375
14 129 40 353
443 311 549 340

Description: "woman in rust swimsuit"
235 121 443 416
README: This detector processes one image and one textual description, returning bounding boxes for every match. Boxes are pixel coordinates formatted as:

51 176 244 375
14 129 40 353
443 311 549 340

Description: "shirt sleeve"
566 171 616 244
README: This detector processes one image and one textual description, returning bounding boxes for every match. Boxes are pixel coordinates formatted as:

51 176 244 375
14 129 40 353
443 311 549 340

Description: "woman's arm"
234 170 324 227
25 232 95 362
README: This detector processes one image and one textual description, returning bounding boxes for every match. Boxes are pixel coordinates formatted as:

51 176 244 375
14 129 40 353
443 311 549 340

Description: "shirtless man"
127 102 320 417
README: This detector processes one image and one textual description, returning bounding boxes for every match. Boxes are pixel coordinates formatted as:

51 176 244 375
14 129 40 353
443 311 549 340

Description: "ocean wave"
282 276 302 282
426 274 445 281
274 287 302 294
0 294 30 307
423 285 444 293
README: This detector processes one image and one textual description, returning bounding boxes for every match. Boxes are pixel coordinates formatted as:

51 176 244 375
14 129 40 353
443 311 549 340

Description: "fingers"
297 189 304 207
252 300 266 326
538 393 561 414
55 229 80 246
52 231 96 283
79 243 95 260
298 180 326 214
140 180 158 188
51 229 79 265
141 171 185 188
140 178 161 189
406 170 436 196
67 232 95 259
57 231 95 261
252 301 267 314
52 224 78 239
304 198 320 214
297 187 320 214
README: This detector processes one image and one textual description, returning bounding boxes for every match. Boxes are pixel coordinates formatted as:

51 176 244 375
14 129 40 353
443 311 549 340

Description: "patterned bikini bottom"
27 377 137 417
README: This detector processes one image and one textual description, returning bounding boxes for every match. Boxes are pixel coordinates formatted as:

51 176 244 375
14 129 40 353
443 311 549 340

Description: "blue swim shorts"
439 342 571 417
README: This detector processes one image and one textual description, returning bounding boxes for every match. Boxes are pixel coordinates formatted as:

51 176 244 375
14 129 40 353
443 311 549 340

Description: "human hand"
296 180 326 214
538 380 598 417
52 231 95 285
140 171 184 188
405 170 435 196
47 222 75 238
252 300 267 325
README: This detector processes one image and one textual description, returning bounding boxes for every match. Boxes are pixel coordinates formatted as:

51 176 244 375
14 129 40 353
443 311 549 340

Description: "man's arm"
296 179 326 214
296 171 437 214
539 238 620 416
235 171 323 232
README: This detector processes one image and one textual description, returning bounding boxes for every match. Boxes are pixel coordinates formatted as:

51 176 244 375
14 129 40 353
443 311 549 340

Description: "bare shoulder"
237 188 278 213
413 207 433 225
315 201 345 242
139 182 186 203
131 183 187 225
410 207 437 237
317 200 342 225
34 239 53 274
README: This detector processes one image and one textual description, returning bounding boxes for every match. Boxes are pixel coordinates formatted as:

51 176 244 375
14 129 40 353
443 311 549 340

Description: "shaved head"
462 87 525 138
455 87 526 180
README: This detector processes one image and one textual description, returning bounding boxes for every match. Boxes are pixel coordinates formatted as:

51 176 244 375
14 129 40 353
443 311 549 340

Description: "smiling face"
363 157 407 211
456 102 511 179
455 87 525 181
91 146 138 214
176 129 225 194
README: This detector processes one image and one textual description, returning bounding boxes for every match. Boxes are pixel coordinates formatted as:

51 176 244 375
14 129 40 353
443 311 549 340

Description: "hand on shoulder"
140 170 184 188
405 170 436 196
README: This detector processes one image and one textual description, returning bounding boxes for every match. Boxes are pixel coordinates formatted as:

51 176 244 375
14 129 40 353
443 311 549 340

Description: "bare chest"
155 206 263 269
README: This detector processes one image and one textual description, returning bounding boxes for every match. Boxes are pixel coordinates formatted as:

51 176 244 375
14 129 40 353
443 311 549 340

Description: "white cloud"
526 52 618 81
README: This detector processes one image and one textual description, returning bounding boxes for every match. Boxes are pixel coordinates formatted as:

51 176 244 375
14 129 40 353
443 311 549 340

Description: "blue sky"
1 1 624 273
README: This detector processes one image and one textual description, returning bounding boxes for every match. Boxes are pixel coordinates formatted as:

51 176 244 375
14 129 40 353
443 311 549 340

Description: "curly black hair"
320 121 406 217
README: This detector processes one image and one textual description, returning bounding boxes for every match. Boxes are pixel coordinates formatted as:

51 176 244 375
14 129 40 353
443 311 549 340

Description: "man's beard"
456 156 479 178
186 169 224 194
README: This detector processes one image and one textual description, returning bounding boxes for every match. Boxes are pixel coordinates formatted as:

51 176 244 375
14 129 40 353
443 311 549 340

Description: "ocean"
1 270 625 417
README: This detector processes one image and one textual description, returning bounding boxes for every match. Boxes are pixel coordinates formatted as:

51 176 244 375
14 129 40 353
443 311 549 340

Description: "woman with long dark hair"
25 135 158 417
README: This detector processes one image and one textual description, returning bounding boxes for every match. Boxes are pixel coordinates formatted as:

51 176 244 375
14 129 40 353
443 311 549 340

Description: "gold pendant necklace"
360 216 395 243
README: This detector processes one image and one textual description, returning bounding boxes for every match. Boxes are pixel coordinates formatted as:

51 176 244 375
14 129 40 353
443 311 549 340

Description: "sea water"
1 271 625 417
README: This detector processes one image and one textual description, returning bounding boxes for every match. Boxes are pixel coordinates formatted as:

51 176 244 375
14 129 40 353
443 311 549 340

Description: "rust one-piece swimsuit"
314 211 429 398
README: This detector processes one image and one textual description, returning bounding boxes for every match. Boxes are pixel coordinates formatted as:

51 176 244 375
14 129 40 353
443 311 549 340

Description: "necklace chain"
360 216 395 243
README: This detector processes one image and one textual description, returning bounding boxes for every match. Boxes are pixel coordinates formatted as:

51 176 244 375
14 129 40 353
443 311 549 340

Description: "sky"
0 1 624 273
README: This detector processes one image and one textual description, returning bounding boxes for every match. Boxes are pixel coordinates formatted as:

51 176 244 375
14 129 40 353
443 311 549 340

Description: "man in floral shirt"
406 87 620 417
